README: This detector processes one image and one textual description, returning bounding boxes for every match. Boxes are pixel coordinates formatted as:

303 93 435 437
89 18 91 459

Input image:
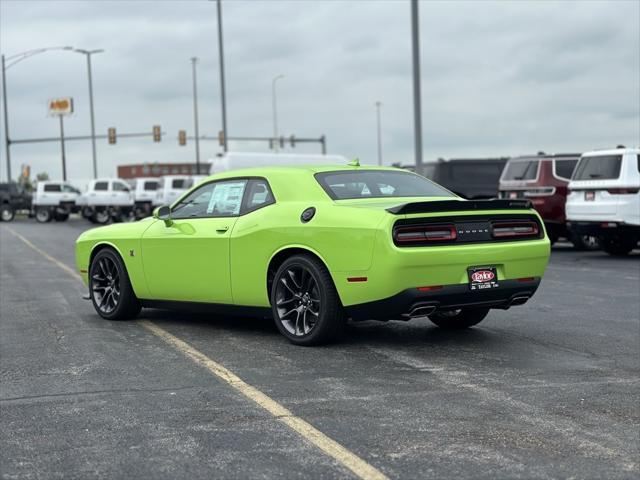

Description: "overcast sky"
1 0 639 182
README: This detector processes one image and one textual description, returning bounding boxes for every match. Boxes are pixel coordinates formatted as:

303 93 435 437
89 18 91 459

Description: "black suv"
426 158 509 199
0 182 32 222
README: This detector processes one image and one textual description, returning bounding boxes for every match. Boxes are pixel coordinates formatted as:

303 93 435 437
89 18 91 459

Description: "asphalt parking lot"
1 217 639 479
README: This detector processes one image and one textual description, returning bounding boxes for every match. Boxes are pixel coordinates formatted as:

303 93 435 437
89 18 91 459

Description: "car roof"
207 164 406 179
581 147 640 157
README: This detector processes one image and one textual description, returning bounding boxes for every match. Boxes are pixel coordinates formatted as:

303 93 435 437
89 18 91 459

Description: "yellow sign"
48 97 74 116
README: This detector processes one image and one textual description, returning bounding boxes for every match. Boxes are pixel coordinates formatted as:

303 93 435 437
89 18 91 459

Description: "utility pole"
375 101 383 165
191 57 201 173
272 74 284 153
58 116 67 181
74 49 104 179
1 55 10 181
216 0 228 152
411 0 424 176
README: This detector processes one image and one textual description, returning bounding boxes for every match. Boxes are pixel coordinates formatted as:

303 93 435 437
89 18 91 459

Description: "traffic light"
178 130 187 146
153 125 161 142
289 135 296 148
218 130 225 146
108 127 116 145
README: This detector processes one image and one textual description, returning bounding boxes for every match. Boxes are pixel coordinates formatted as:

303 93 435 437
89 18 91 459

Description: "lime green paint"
76 165 550 309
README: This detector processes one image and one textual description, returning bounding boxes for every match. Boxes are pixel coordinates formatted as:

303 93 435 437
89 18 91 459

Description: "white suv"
566 147 639 255
33 181 81 222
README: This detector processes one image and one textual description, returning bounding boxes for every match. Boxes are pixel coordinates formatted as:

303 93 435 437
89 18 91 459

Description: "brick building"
117 162 211 179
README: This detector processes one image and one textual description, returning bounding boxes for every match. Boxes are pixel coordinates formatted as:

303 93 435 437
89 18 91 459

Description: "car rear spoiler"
386 199 533 215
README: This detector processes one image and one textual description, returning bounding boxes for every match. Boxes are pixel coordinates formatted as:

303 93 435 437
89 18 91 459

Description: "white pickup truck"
153 175 192 207
77 178 135 224
32 181 81 222
129 177 160 218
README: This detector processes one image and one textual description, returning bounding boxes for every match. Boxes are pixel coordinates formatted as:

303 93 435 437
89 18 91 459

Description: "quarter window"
244 179 275 212
554 159 578 180
172 180 247 219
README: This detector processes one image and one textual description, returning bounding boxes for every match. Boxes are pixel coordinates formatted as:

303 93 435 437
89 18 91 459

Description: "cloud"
0 0 638 182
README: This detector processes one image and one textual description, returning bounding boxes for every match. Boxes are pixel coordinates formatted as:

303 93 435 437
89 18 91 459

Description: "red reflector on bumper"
417 285 443 292
347 277 367 283
517 277 535 283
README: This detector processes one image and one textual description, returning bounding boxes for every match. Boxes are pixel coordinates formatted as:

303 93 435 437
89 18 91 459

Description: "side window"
94 181 108 191
44 184 61 192
113 182 129 192
62 184 80 194
144 181 159 191
172 180 247 219
243 179 275 213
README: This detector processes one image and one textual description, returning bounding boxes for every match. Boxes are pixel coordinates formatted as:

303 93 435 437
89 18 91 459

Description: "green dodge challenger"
76 164 550 345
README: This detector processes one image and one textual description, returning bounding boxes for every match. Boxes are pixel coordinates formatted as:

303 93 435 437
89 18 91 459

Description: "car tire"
89 248 141 320
271 254 344 346
571 233 599 251
35 207 52 223
428 308 490 329
92 209 111 225
54 211 70 222
599 236 636 256
0 204 15 222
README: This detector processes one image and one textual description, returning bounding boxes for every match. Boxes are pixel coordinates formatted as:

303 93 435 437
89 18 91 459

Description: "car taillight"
606 188 639 194
491 221 539 239
393 224 457 245
523 187 555 197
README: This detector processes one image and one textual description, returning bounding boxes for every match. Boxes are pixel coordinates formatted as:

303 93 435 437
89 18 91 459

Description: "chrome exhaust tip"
407 304 437 318
509 295 530 307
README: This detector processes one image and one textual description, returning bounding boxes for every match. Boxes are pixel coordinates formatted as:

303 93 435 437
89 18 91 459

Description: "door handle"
216 226 229 233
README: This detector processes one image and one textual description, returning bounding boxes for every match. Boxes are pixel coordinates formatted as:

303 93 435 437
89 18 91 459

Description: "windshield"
573 155 622 180
315 170 454 200
502 160 539 181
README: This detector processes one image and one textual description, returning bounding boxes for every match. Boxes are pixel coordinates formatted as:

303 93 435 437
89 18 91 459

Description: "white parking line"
4 226 389 480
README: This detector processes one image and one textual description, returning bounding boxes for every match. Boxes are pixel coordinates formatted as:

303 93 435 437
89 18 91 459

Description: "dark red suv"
499 153 596 249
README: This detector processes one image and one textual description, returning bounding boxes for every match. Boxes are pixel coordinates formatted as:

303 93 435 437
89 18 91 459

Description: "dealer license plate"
468 266 499 291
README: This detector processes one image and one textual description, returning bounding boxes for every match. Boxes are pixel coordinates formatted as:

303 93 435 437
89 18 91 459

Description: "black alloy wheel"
89 249 141 320
271 255 344 345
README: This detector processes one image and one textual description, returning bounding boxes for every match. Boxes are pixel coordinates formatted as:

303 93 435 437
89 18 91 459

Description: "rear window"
144 181 159 191
43 184 61 192
554 159 578 180
502 160 539 181
315 170 454 200
573 155 622 180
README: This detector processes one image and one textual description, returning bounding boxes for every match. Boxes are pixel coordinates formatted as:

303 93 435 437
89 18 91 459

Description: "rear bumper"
346 278 541 321
567 221 640 237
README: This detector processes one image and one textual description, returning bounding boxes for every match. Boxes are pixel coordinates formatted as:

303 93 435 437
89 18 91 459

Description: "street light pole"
58 115 67 181
410 0 424 176
272 74 284 153
216 0 228 152
1 55 11 181
375 101 383 166
1 46 74 181
191 57 201 173
74 49 104 179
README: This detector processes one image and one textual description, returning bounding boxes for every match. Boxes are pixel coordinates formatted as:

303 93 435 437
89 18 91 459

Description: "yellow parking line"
5 225 389 480
140 320 388 480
